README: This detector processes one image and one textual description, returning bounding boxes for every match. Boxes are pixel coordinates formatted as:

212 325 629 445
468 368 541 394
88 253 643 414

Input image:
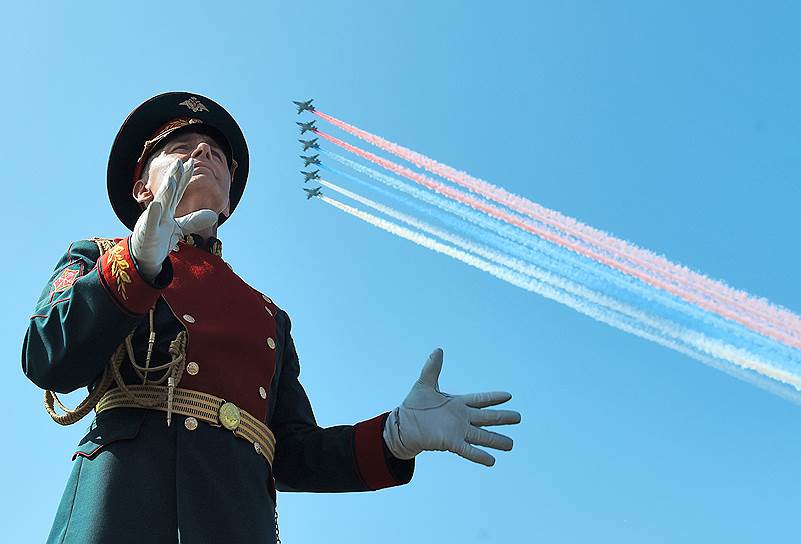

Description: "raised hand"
130 158 218 280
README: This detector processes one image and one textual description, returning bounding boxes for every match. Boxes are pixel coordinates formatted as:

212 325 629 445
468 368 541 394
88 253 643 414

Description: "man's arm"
22 237 171 393
269 309 414 493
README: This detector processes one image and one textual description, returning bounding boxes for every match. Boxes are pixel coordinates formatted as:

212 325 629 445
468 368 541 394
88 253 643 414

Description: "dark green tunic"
23 235 414 544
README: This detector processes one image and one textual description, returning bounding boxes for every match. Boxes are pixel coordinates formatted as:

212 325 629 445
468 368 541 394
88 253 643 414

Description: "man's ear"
132 179 153 207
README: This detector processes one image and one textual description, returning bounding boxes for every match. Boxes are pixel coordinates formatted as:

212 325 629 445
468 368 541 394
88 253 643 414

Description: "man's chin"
177 181 229 217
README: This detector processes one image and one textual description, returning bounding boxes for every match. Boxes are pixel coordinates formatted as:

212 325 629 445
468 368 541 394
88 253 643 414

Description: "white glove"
130 158 219 281
383 348 521 467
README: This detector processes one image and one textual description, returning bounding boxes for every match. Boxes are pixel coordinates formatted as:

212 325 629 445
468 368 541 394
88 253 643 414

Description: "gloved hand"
130 158 219 281
383 348 521 467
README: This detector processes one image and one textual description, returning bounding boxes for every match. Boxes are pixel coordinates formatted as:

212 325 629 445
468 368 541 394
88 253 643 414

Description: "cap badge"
179 96 209 113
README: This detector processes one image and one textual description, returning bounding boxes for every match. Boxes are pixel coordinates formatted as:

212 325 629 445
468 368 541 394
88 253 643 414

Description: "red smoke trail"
313 128 801 352
313 109 801 342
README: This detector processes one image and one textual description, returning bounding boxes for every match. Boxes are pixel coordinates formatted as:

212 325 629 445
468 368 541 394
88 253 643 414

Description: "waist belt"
96 385 275 466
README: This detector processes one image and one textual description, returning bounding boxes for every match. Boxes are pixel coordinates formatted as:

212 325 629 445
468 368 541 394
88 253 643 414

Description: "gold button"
267 337 276 350
264 306 273 316
262 294 272 304
254 442 262 454
259 386 267 399
186 362 199 375
219 402 241 431
184 417 198 431
182 314 196 324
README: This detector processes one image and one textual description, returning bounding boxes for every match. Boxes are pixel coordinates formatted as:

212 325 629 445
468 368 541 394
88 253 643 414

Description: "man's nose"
190 142 213 160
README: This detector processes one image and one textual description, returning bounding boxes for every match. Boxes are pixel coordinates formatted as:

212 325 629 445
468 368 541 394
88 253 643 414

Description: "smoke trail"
319 194 801 397
314 129 801 352
320 153 801 369
313 110 801 341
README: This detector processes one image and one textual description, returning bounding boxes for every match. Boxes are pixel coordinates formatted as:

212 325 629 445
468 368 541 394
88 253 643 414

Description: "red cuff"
98 237 162 315
354 412 398 490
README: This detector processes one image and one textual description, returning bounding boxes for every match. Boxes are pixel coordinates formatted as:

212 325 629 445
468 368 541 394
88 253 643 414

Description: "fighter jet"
293 99 315 114
303 186 323 200
301 169 320 182
300 154 321 167
296 120 317 134
298 138 319 151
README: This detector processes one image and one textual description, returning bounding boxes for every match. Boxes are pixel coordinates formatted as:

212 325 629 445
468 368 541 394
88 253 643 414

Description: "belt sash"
96 385 275 466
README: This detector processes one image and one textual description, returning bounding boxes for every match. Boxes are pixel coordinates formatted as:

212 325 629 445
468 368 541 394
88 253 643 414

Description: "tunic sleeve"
22 237 172 393
270 310 414 492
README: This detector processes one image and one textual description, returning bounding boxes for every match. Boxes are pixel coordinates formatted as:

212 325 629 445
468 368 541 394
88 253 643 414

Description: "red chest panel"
161 241 277 421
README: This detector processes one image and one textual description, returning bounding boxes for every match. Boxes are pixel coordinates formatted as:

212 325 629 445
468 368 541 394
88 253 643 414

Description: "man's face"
132 131 232 218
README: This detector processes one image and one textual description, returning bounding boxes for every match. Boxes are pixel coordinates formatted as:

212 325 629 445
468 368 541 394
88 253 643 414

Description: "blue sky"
2 2 800 542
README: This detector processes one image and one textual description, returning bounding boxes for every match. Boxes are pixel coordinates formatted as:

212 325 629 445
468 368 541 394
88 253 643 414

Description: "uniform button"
267 337 276 350
264 306 273 316
254 442 262 454
186 362 199 375
262 294 272 304
184 417 198 431
182 314 196 324
259 386 267 399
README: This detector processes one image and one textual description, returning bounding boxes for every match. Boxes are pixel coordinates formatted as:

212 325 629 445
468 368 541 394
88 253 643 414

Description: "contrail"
318 193 801 398
313 110 801 343
314 128 801 352
320 153 801 369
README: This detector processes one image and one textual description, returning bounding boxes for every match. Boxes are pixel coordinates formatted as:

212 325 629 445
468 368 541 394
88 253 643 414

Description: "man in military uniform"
22 92 521 544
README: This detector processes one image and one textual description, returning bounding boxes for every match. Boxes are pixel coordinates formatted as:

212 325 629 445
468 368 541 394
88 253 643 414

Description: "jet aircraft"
301 169 320 182
296 120 317 134
298 138 320 151
293 99 315 114
304 186 323 200
300 154 321 167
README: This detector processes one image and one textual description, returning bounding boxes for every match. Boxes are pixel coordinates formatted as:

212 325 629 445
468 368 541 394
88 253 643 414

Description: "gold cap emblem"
179 96 209 113
219 402 241 431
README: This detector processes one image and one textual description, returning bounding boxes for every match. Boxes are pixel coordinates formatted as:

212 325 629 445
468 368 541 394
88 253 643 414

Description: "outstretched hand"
383 348 521 466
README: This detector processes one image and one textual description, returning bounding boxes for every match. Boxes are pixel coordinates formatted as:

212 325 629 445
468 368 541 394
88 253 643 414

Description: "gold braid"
44 309 187 428
44 345 121 426
111 330 186 408
43 239 187 426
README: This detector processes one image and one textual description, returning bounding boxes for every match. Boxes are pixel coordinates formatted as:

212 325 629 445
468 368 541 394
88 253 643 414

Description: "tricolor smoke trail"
318 190 801 401
301 110 801 400
318 156 801 373
313 128 801 353
313 110 801 343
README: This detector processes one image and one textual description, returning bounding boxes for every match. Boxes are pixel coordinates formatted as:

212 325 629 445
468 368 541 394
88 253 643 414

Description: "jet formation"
295 99 322 199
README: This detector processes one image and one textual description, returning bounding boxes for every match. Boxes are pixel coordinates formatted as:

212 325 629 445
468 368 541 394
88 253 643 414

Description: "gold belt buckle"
218 401 241 431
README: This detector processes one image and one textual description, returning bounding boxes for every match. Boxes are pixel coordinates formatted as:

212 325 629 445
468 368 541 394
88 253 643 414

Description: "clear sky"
2 2 800 542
